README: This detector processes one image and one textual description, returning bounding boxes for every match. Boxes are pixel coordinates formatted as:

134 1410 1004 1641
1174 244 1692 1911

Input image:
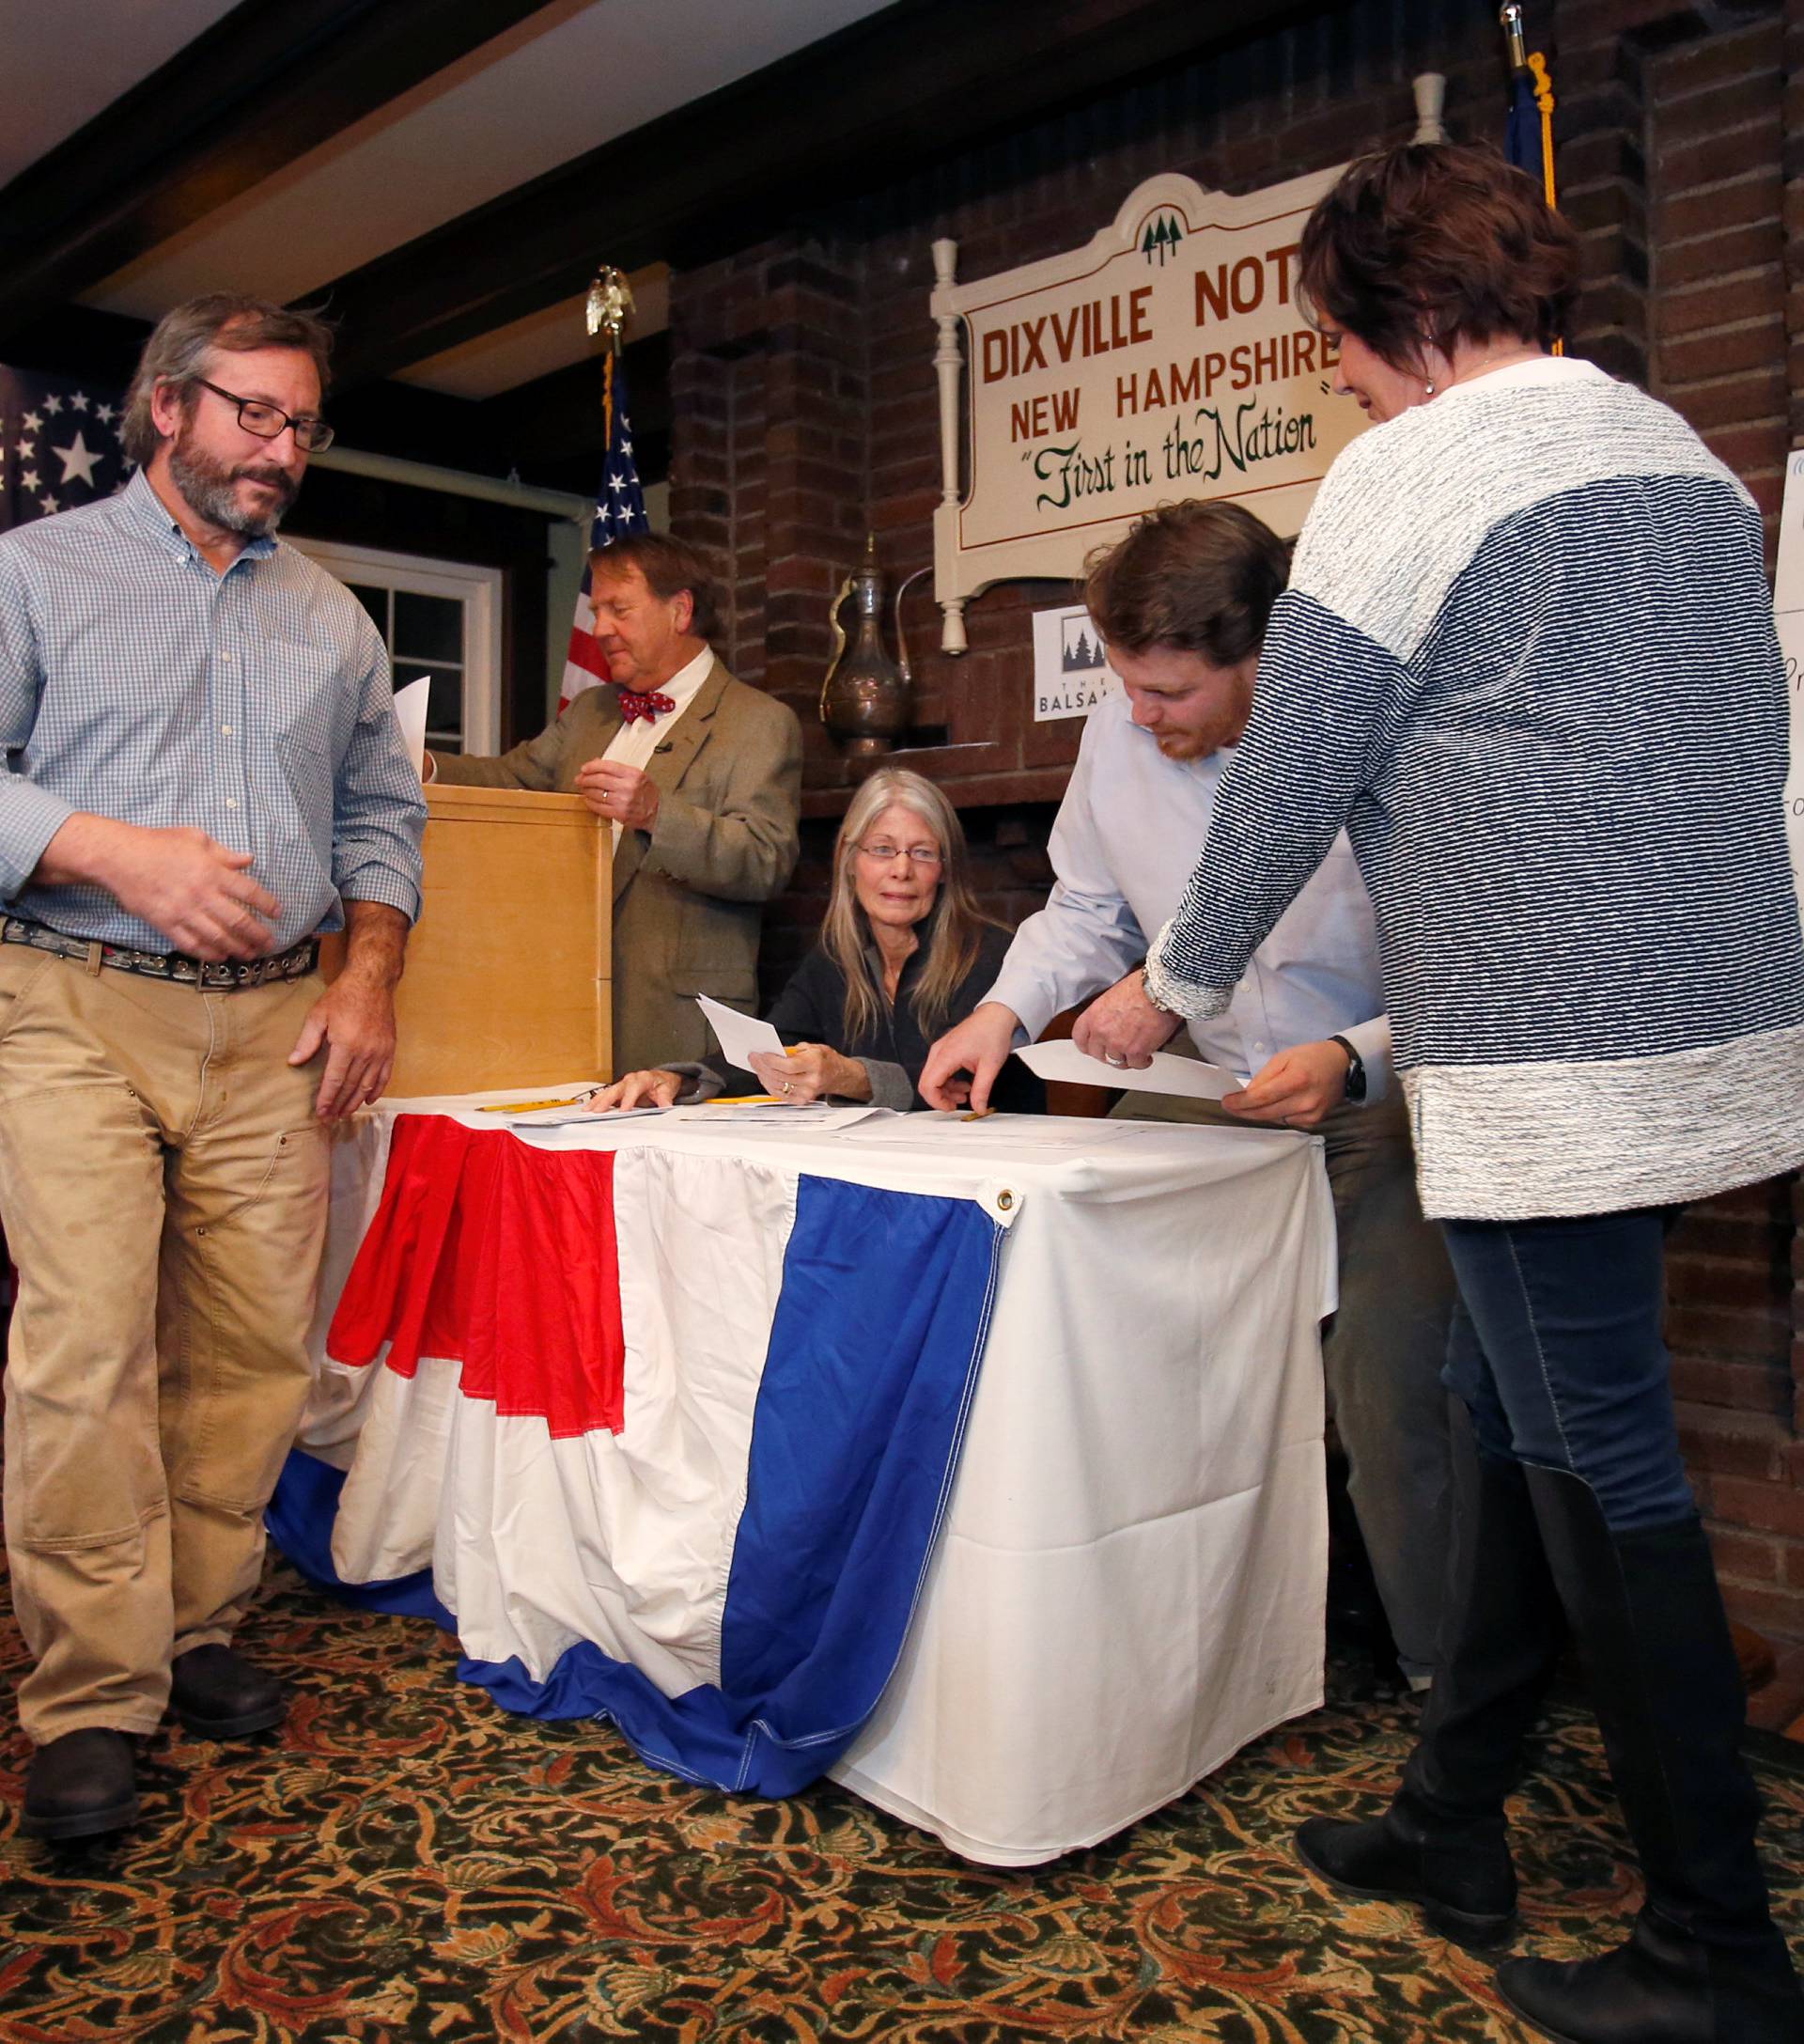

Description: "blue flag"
1505 66 1543 180
1501 5 1556 208
0 368 129 535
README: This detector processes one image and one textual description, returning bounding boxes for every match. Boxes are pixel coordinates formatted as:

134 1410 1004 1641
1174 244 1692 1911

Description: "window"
286 538 502 755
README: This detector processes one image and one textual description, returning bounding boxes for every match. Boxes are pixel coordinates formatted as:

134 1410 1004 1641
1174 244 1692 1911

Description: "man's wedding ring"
780 1080 793 1095
1104 1053 1127 1068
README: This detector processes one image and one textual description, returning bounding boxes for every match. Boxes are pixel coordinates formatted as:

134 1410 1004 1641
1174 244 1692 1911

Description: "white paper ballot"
507 1103 663 1128
835 1111 1139 1148
695 993 785 1069
664 1101 883 1131
393 676 431 779
1012 1037 1240 1101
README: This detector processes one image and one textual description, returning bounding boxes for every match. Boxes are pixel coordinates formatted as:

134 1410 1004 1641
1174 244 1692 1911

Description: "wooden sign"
928 166 1368 650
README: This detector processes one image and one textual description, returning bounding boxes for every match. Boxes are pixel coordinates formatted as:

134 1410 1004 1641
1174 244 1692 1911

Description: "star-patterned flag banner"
0 367 128 534
558 354 649 713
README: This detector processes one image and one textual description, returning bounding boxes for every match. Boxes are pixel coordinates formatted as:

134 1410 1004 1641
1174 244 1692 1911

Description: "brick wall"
1624 6 1804 1651
666 0 1804 1646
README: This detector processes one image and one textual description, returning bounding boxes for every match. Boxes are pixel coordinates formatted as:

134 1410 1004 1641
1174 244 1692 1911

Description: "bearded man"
0 293 425 1838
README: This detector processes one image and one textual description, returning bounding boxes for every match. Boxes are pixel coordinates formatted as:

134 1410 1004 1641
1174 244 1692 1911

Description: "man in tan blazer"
430 534 801 1072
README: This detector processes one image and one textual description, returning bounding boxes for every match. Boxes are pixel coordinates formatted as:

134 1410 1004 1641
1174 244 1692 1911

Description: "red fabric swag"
327 1116 627 1437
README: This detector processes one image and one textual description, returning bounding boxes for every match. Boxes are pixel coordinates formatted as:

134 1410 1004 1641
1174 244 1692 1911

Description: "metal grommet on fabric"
996 1189 1015 1211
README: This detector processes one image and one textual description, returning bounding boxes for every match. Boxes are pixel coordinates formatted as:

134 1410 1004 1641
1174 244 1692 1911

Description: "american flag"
558 354 649 713
0 368 128 534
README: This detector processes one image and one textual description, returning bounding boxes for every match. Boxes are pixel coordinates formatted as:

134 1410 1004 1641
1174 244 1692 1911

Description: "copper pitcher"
820 534 912 757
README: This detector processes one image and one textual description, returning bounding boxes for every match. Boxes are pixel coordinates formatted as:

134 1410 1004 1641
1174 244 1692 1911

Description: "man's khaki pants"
0 948 330 1745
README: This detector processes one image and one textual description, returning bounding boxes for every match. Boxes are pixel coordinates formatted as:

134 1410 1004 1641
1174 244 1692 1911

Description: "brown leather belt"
0 917 320 991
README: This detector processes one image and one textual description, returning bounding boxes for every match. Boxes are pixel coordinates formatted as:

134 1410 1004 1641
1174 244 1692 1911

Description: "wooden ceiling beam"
0 0 550 348
0 304 675 494
319 0 1316 390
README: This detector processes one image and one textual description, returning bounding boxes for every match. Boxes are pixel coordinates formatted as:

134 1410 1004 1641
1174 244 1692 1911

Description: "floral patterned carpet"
0 1551 1798 2044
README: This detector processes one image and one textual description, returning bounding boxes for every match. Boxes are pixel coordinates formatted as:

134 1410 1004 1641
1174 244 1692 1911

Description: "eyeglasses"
856 840 943 867
193 378 334 453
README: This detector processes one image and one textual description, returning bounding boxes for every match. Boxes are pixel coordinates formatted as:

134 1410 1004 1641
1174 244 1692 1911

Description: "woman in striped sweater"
1074 145 1804 2042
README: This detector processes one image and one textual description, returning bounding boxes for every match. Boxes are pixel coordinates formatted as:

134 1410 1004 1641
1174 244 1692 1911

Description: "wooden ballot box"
324 783 612 1097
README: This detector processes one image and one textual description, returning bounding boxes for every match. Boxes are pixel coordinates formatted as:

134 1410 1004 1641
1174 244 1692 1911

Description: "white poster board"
1031 605 1121 721
929 166 1369 650
1775 449 1804 896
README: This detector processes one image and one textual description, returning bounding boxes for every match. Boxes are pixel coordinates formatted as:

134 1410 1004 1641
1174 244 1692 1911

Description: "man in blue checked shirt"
0 294 425 1841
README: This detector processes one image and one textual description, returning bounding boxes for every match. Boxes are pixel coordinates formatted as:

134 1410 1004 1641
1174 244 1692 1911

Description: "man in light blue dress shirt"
0 294 425 1839
923 502 1454 1693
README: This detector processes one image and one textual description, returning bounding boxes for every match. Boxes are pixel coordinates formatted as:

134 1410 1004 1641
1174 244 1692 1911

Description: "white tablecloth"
298 1097 1337 1865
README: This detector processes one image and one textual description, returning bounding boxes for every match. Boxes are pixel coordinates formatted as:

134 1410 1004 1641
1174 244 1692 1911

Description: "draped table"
275 1093 1337 1866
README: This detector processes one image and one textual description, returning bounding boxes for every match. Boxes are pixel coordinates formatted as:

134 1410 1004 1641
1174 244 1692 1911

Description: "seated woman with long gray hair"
585 767 1044 1114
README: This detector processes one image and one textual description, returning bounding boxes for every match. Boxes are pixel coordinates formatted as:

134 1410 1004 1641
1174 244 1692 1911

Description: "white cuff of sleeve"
1143 922 1235 1022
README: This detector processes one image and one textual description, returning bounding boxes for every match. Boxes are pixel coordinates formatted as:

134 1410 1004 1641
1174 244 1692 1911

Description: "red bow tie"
615 687 676 725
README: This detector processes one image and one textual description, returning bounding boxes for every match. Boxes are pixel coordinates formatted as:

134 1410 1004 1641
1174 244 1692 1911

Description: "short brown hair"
122 294 334 467
1297 142 1578 368
588 532 722 641
1084 500 1290 663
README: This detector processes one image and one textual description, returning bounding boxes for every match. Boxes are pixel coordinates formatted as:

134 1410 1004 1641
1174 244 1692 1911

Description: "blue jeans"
1439 1209 1695 1534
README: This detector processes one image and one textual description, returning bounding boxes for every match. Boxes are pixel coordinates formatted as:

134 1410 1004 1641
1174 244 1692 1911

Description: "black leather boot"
21 1728 139 1840
1297 1796 1519 1951
1496 1471 1804 2044
1298 1399 1564 1950
1500 1911 1804 2044
169 1644 287 1738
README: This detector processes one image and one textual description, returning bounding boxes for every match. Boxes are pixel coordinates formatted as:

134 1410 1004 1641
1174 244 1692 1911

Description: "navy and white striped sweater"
1144 356 1804 1220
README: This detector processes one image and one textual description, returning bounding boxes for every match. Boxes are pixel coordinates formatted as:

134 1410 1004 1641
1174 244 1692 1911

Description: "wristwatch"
1328 1033 1367 1104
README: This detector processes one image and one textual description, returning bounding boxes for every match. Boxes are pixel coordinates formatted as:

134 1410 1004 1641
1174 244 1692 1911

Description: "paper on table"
1013 1037 1240 1101
393 676 431 779
664 1101 884 1131
695 993 785 1069
507 1103 664 1128
834 1111 1140 1148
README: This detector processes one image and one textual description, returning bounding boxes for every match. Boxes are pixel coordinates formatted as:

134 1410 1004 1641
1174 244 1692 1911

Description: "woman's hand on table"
748 1044 872 1104
1221 1039 1351 1130
583 1069 684 1113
